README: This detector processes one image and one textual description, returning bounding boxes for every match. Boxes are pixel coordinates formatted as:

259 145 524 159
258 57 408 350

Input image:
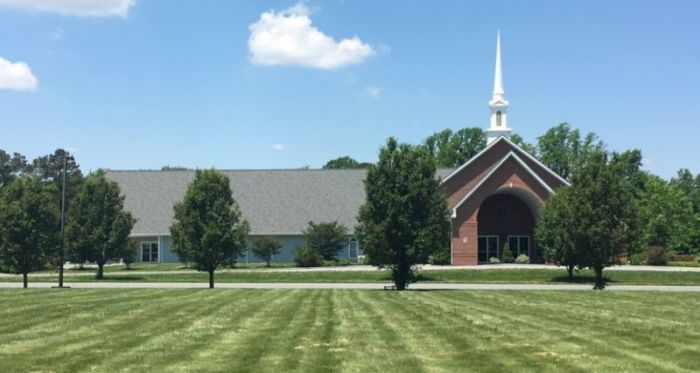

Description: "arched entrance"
476 189 541 263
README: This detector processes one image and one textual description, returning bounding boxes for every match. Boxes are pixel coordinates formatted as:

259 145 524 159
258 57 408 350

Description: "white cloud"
366 86 381 99
272 143 286 151
0 0 134 17
249 3 374 69
0 57 37 91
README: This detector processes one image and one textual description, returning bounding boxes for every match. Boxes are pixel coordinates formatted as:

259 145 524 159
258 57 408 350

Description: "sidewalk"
2 263 698 278
2 282 700 291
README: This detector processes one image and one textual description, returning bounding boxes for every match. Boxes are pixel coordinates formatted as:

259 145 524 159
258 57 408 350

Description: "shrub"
294 246 323 267
303 221 349 261
646 246 668 266
489 257 501 264
430 248 451 265
252 237 283 267
668 253 696 262
337 258 351 266
501 244 514 263
515 254 530 264
628 253 648 265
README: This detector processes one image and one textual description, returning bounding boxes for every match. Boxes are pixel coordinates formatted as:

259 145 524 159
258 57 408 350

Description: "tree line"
0 149 136 287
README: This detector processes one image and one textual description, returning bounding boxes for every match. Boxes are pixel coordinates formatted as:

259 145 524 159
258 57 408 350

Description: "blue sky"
0 0 698 178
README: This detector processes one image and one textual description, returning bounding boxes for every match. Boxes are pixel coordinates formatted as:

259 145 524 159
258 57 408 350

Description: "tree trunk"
209 269 215 289
593 266 605 290
23 271 28 289
566 264 574 281
97 264 104 279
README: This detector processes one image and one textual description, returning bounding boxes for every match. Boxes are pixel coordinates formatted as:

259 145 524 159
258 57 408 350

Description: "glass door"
507 236 530 257
478 236 499 263
141 242 159 262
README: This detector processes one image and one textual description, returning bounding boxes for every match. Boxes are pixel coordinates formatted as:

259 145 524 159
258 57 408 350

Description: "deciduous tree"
422 128 486 167
65 171 135 279
0 177 59 288
170 170 249 288
357 138 449 290
303 221 349 261
252 237 282 266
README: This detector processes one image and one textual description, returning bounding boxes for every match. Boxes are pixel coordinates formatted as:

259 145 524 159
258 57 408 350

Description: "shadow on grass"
549 275 616 284
94 276 146 281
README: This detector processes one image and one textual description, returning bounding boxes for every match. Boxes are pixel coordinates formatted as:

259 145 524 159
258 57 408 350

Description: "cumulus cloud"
249 3 374 69
366 86 381 99
0 0 134 17
272 143 286 151
0 57 37 91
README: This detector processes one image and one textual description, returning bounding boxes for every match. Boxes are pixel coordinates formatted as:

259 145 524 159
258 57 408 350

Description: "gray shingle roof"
106 168 454 237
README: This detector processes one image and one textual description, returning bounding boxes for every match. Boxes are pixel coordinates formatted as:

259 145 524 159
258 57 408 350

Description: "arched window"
496 111 502 127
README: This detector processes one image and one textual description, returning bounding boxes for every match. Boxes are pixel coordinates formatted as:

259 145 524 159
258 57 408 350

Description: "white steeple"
487 30 512 144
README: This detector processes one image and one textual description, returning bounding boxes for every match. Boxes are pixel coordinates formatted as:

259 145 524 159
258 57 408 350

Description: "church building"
107 32 568 266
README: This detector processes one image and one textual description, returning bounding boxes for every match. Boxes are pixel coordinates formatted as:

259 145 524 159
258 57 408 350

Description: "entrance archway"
476 189 541 263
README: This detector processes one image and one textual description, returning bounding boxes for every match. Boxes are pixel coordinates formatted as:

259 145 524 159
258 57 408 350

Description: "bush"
337 258 351 266
646 246 668 266
628 252 648 265
294 246 323 267
430 248 451 265
515 254 530 264
489 257 501 264
252 237 283 267
501 244 514 263
303 221 349 261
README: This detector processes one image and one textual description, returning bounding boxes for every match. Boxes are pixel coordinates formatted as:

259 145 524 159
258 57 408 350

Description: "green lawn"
4 268 700 285
0 289 698 372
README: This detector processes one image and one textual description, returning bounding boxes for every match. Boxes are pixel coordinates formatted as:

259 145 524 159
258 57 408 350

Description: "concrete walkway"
2 263 698 278
2 282 700 292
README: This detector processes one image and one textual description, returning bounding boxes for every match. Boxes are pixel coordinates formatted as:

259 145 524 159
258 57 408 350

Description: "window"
478 236 499 263
507 236 529 257
141 242 158 262
496 111 502 127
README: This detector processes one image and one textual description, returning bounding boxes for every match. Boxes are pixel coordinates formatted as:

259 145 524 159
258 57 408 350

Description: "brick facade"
443 138 567 265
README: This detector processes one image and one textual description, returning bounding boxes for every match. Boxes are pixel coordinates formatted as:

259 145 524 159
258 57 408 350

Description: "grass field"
4 268 700 286
1 289 698 372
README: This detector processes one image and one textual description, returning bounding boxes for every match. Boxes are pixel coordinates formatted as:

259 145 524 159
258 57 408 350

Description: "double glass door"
478 236 499 263
142 242 158 262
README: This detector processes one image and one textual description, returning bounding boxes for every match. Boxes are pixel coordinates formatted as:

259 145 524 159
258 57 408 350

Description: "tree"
536 188 580 279
252 237 282 266
671 169 700 213
122 239 138 270
323 156 370 169
0 150 30 189
32 148 83 199
170 170 249 288
536 123 605 180
303 221 349 261
538 152 636 289
356 138 450 290
0 177 59 288
510 134 536 155
65 171 135 279
637 175 695 253
161 165 190 171
422 128 486 167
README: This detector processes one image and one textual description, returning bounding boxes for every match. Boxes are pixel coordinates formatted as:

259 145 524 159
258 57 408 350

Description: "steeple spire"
492 30 504 99
487 30 511 144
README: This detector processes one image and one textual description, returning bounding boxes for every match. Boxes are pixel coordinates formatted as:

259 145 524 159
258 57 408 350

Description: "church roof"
107 168 454 237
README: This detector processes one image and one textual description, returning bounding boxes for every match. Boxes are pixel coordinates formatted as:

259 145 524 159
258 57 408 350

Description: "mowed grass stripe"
101 290 288 371
1 290 699 372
